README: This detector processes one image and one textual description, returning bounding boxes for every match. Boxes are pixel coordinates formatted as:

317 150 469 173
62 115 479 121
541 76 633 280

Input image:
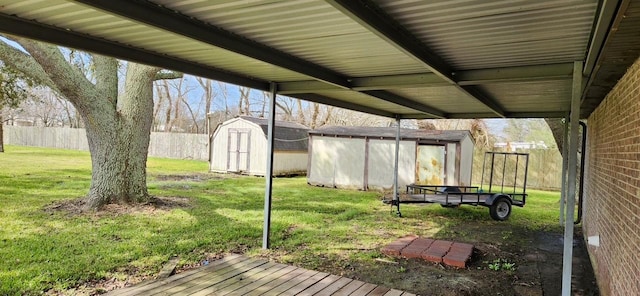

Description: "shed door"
416 145 445 185
227 129 250 172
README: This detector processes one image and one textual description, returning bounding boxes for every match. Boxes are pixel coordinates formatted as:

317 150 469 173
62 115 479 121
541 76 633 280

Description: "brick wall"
584 56 640 296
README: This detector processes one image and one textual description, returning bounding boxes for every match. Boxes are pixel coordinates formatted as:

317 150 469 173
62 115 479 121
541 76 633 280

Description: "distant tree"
0 66 35 152
418 119 494 149
0 35 181 209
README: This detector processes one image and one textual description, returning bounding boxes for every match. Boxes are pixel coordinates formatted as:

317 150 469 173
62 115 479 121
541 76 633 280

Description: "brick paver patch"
380 234 418 256
400 238 435 259
382 236 474 268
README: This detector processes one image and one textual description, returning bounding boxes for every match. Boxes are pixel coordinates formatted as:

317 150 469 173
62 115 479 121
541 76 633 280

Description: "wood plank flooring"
105 254 414 296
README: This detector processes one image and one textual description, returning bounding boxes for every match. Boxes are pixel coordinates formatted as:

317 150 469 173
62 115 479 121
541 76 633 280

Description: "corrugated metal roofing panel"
310 90 426 115
478 80 573 113
0 0 616 119
154 0 429 77
386 87 490 114
377 0 598 70
0 0 308 82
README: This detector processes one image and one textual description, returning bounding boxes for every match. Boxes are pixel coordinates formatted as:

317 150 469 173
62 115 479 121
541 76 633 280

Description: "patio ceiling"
0 0 637 119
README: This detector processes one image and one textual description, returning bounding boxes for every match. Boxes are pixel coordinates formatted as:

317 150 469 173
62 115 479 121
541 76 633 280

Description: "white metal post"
561 61 582 295
560 113 569 225
393 116 401 215
262 82 277 249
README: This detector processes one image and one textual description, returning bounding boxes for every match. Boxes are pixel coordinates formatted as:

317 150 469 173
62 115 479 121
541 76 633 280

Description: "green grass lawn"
0 146 563 295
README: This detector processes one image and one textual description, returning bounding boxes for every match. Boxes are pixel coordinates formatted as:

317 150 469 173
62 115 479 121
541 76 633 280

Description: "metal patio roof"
1 0 638 119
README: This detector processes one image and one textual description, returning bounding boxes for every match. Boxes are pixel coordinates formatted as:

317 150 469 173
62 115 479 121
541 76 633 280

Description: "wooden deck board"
189 262 284 296
263 269 319 295
313 277 353 296
208 264 287 295
244 267 306 296
151 258 268 295
106 254 412 296
107 254 246 296
295 274 341 296
331 279 365 296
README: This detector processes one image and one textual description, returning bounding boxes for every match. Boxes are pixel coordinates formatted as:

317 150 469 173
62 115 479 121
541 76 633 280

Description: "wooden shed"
307 126 474 191
210 116 309 176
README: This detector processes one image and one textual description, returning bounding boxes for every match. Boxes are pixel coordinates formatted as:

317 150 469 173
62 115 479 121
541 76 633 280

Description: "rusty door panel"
416 145 445 185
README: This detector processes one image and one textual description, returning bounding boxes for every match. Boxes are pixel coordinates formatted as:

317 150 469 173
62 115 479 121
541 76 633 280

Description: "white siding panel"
308 136 366 189
334 138 366 189
273 152 308 175
460 136 474 186
367 139 416 190
446 143 457 186
308 137 337 186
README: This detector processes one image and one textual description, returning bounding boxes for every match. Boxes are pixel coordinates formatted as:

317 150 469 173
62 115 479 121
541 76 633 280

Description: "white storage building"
307 126 474 191
210 116 309 176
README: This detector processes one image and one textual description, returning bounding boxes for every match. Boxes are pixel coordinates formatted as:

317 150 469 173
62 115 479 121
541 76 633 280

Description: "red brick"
400 238 434 259
442 243 474 268
381 244 404 256
448 243 473 258
381 235 418 256
421 240 453 263
443 254 468 269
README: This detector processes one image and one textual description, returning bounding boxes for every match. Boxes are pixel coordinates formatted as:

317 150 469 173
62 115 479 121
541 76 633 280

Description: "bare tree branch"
0 34 55 89
154 71 183 81
2 35 98 113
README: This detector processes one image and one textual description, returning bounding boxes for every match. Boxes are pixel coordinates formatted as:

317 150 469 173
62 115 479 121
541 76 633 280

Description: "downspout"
575 121 587 225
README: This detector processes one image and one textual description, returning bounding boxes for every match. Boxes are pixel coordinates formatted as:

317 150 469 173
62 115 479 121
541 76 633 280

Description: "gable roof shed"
210 116 309 176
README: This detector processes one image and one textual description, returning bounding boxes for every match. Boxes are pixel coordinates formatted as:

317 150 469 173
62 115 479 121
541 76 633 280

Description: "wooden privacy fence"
471 148 562 191
3 126 209 161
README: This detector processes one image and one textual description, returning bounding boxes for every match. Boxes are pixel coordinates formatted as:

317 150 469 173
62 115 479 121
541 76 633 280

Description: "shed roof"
309 126 471 142
235 116 309 152
0 0 638 119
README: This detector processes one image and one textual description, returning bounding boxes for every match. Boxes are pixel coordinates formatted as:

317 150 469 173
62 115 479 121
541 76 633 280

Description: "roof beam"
279 86 446 118
361 90 446 119
440 111 567 119
455 63 574 85
292 94 395 118
75 0 352 89
583 0 621 76
325 0 506 117
278 63 574 94
402 111 567 119
0 13 269 90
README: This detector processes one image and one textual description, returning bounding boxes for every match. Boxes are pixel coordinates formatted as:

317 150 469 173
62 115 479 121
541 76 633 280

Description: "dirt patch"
44 196 192 217
273 229 599 296
153 173 225 182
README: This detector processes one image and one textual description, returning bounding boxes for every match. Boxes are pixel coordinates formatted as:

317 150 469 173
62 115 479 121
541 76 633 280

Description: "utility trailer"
384 152 529 221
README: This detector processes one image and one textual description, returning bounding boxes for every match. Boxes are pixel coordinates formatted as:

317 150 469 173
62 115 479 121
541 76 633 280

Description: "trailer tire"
489 197 512 221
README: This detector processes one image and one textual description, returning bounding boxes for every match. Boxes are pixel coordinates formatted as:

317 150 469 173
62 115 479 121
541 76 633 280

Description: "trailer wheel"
489 197 512 221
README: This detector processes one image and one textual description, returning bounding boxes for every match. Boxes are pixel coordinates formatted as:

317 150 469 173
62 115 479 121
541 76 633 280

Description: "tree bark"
545 118 564 155
84 63 157 209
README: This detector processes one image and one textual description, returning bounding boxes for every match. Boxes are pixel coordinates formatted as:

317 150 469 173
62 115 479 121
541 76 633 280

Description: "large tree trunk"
84 63 156 209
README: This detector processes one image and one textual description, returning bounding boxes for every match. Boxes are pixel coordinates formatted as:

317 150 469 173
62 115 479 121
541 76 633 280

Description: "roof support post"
559 113 570 225
392 116 401 216
561 61 583 295
262 82 277 250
